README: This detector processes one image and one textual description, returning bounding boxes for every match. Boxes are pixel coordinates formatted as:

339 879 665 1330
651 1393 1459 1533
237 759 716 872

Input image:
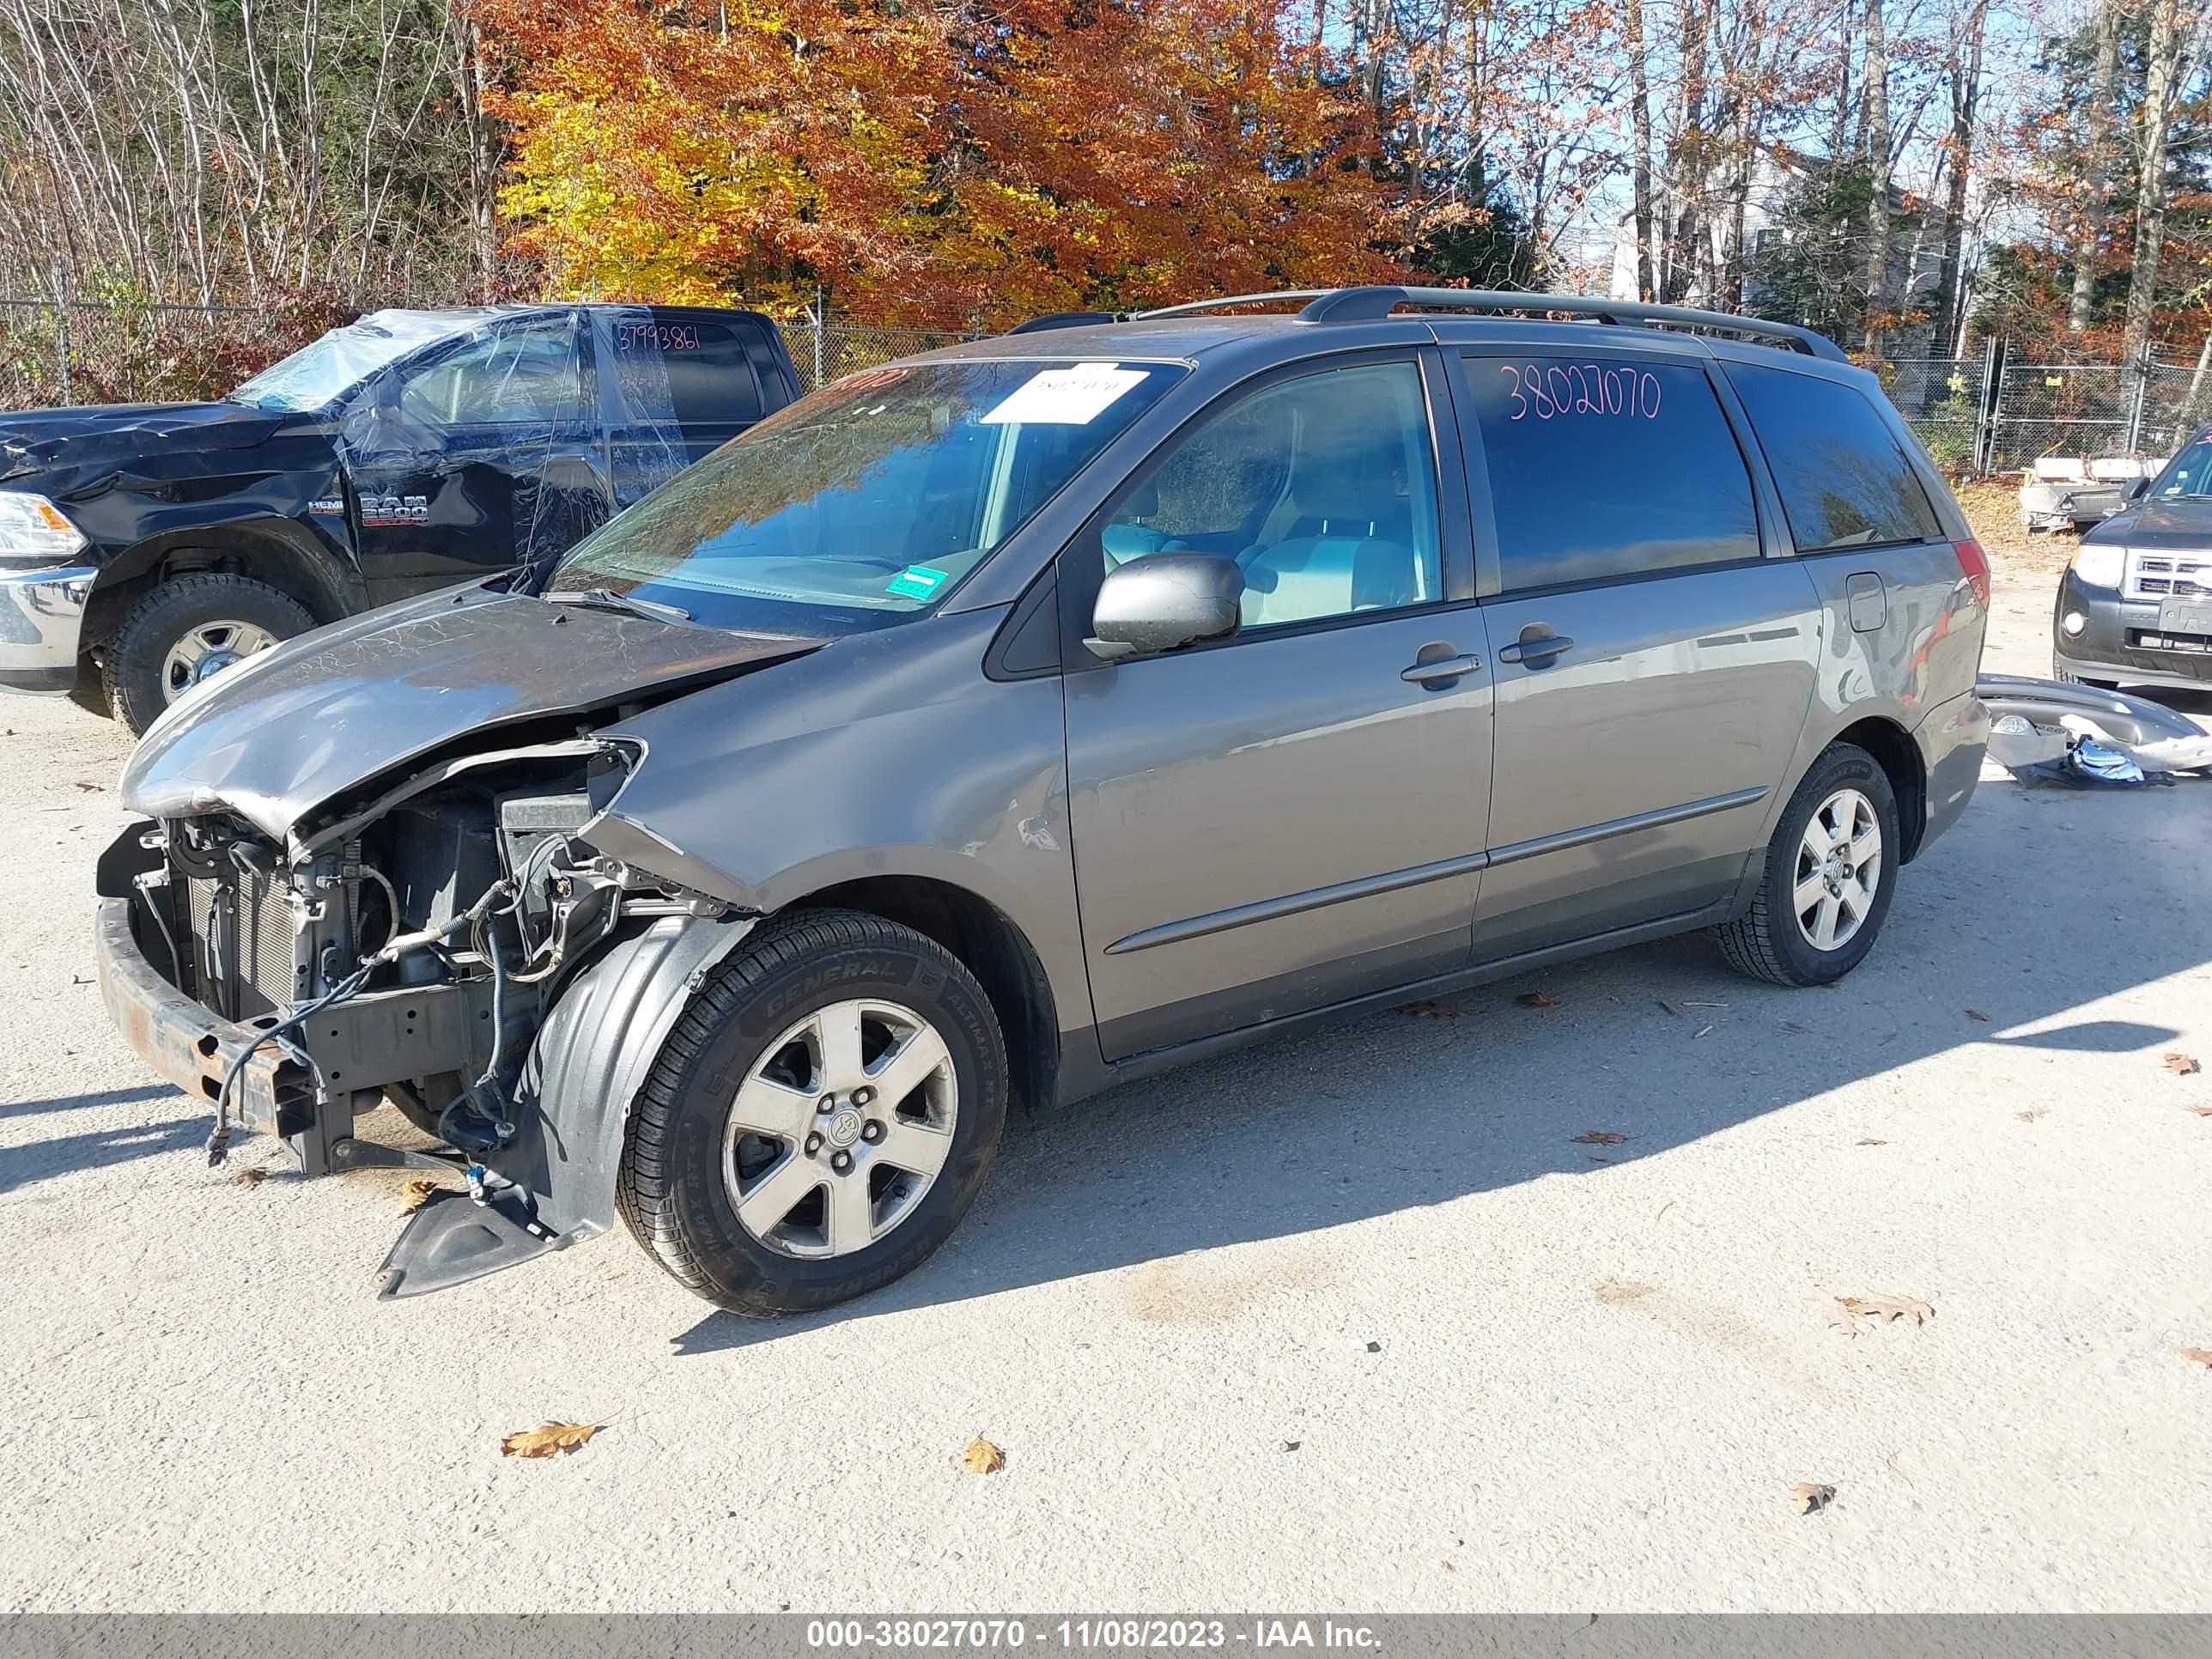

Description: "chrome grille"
2125 551 2212 601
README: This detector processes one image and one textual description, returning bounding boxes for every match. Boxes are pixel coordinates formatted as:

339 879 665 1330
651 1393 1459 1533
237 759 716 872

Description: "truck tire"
618 908 1008 1316
1712 743 1900 988
103 573 313 735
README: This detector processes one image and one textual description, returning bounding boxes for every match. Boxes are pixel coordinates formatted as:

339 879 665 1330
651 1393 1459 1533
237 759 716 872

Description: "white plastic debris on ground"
1979 674 2212 787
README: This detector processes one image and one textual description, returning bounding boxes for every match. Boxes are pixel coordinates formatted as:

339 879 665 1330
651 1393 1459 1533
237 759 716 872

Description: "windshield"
228 309 492 411
546 358 1187 634
2152 439 2212 501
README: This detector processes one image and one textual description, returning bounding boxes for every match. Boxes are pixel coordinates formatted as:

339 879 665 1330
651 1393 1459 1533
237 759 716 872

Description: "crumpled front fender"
501 912 756 1240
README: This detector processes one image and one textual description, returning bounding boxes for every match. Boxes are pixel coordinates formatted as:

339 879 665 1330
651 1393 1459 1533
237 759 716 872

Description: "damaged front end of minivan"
94 583 812 1297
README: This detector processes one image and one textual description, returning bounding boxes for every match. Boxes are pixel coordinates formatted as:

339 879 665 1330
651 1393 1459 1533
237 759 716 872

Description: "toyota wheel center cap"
826 1108 865 1150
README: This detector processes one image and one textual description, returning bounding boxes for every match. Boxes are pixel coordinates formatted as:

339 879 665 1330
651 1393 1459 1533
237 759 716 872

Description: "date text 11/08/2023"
805 1620 1383 1650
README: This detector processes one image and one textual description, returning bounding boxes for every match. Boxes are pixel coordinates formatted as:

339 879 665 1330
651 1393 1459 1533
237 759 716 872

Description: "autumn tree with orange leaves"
483 0 1408 325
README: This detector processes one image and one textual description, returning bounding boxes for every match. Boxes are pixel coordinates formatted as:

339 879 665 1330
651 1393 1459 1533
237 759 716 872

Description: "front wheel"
102 573 313 734
618 909 1007 1316
1712 744 1900 988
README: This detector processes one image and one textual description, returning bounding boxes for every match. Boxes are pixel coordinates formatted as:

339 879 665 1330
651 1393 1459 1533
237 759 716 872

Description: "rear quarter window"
1463 354 1762 592
621 318 765 425
1727 362 1942 552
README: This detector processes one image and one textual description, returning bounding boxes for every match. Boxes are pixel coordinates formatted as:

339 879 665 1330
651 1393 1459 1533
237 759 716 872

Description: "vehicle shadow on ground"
0 1111 205 1196
0 1083 175 1124
670 775 2204 1355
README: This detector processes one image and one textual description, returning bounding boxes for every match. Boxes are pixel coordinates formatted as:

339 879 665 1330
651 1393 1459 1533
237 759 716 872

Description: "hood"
0 401 287 486
2084 499 2212 552
120 585 824 842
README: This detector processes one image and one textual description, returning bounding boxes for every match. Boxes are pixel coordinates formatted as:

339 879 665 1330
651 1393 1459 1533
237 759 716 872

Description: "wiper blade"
542 586 693 623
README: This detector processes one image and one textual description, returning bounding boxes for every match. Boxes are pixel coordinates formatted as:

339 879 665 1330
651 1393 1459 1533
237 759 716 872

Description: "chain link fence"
1880 345 2212 476
786 320 977 392
0 297 976 410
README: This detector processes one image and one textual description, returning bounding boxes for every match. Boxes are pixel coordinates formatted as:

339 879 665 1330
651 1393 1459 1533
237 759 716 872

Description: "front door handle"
1401 651 1482 685
1498 629 1575 666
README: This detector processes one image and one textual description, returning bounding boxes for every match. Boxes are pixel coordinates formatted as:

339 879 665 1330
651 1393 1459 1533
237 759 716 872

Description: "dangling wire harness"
203 878 518 1168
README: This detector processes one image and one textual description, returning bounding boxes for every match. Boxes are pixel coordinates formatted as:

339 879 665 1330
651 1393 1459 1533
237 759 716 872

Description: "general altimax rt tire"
1712 743 1901 988
617 908 1008 1316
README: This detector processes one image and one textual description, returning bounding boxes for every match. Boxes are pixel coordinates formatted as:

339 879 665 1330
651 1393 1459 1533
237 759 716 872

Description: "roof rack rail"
1125 285 1846 362
1004 310 1127 335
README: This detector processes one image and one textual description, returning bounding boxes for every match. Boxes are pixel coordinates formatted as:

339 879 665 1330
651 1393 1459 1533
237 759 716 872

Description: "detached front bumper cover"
0 562 96 693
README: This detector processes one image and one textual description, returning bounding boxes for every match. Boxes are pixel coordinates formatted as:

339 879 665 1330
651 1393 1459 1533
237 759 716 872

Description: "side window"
1099 360 1443 629
1465 355 1760 592
1727 362 1942 551
397 324 582 426
612 318 764 425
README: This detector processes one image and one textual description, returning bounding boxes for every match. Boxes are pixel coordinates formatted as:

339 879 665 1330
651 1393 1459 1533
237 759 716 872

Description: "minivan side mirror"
2126 476 2150 502
1085 553 1244 660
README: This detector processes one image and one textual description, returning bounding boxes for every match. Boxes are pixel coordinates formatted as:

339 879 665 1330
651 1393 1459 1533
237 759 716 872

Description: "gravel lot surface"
2 538 2208 1613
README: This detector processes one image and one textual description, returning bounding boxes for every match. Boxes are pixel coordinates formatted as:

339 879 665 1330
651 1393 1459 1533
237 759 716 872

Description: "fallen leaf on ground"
1400 1000 1461 1021
2164 1053 2201 1076
500 1422 602 1458
2016 1109 2047 1122
2179 1348 2212 1370
1364 1340 1382 1353
1791 1482 1836 1515
1571 1130 1627 1145
1515 991 1557 1009
1966 1008 1990 1022
1831 1293 1935 1334
1279 1440 1302 1452
399 1178 441 1214
962 1437 1005 1474
2187 1107 2212 1118
230 1166 267 1188
73 781 102 793
1856 1138 1888 1146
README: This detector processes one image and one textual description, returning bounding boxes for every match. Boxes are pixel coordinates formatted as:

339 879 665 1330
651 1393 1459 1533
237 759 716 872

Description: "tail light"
1952 538 1990 608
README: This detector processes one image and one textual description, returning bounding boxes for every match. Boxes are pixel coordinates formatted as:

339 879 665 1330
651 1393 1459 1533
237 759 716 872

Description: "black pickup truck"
0 303 799 731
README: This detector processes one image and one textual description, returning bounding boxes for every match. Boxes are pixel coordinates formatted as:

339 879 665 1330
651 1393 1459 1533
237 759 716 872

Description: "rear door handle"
1498 631 1574 666
1400 652 1482 685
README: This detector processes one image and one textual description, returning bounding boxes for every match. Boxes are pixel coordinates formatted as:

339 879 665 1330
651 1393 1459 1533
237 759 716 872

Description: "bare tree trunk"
1626 0 1656 301
2069 0 2120 335
1861 0 1889 354
2120 0 2185 371
1663 0 1712 302
1929 0 1985 356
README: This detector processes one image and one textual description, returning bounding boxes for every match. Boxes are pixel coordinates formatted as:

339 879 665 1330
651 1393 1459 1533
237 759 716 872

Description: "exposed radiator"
183 870 304 1018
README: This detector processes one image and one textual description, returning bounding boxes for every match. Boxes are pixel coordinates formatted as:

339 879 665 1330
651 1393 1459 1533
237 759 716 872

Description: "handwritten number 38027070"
1499 362 1662 421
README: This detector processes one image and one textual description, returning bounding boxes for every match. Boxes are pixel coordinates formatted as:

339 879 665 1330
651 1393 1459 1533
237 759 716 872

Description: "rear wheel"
103 573 312 734
1713 744 1900 988
618 909 1007 1316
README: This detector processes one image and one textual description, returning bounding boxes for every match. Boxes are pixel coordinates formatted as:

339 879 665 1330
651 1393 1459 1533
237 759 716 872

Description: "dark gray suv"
94 287 1991 1315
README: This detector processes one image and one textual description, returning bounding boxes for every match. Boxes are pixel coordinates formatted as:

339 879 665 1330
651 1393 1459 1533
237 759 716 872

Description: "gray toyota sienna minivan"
93 287 1990 1313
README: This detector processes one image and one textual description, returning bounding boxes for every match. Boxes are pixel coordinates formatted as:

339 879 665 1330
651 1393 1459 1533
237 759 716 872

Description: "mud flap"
374 1193 565 1298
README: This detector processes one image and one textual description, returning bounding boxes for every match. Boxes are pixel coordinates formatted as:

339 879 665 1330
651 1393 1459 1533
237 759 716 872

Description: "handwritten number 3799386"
1499 362 1662 422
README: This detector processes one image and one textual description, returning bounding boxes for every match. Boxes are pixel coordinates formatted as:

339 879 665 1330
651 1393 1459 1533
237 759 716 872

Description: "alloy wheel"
720 998 958 1259
1793 787 1882 952
161 619 280 701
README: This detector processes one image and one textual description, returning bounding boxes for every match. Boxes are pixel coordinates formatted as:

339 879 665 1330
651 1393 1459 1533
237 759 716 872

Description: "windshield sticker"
981 362 1148 426
885 564 949 599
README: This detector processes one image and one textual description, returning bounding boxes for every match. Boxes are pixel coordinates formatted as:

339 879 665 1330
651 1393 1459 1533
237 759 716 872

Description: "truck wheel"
618 908 1007 1316
103 573 313 735
1712 743 1900 988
